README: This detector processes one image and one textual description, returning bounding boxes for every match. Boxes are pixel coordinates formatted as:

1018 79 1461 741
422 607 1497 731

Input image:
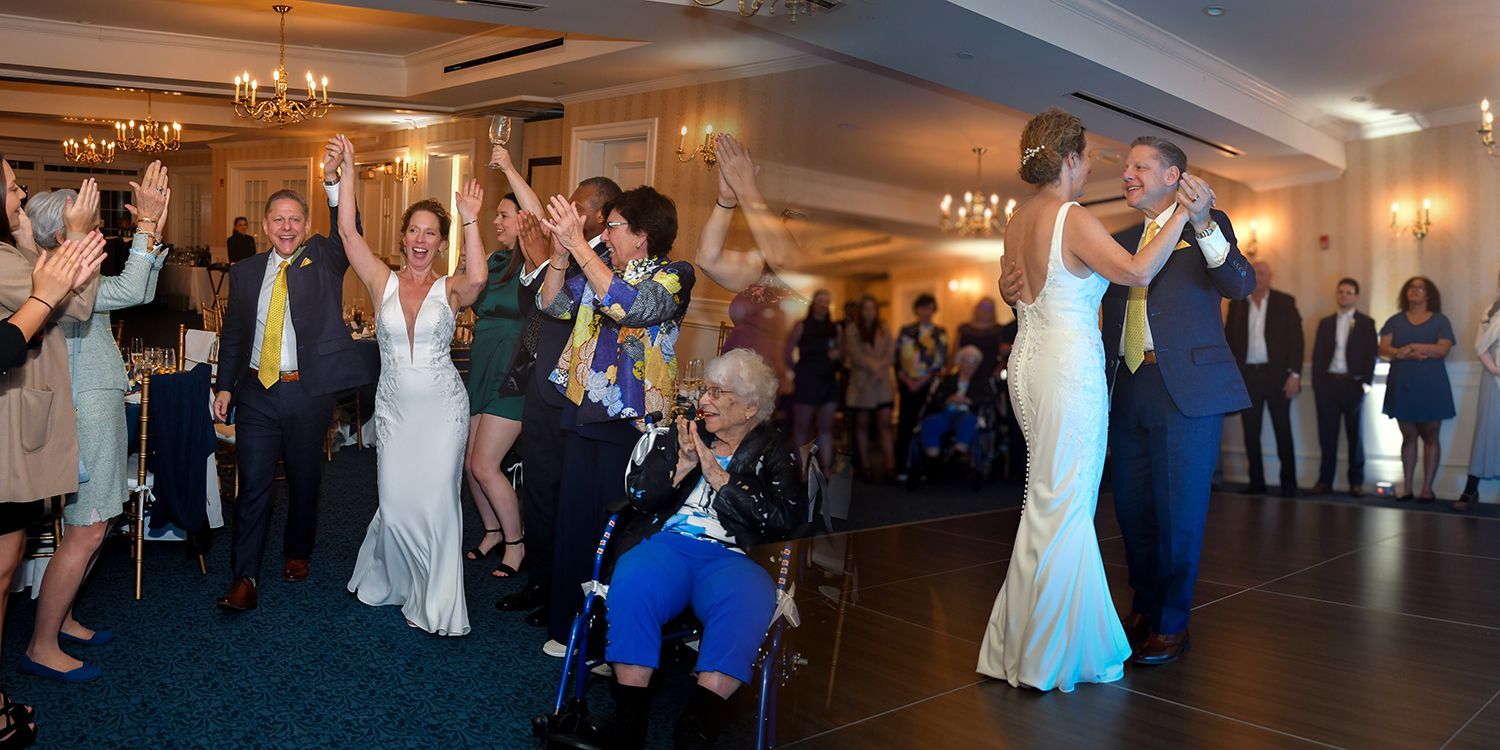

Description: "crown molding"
555 54 830 106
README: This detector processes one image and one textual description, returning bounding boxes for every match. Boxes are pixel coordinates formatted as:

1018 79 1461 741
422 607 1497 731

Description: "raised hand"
127 161 170 224
516 210 553 269
32 231 107 304
337 135 356 175
489 144 515 173
1176 173 1215 228
537 194 588 256
322 136 344 181
64 177 100 233
714 133 760 199
456 179 484 223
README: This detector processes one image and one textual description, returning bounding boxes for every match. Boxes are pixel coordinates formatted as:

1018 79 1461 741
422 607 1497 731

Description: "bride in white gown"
329 135 489 636
977 110 1213 690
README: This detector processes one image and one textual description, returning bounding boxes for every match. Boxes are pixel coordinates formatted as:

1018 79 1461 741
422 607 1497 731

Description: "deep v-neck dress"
347 274 470 635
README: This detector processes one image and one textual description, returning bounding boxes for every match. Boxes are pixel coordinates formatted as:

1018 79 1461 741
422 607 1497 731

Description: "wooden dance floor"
773 493 1500 749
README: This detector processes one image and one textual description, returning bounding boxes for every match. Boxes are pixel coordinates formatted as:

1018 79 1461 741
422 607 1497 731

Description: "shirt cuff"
519 262 545 285
323 182 340 208
1198 224 1230 268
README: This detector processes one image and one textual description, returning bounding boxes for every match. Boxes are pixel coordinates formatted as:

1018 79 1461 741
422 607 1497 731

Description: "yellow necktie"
1122 220 1160 373
258 259 290 387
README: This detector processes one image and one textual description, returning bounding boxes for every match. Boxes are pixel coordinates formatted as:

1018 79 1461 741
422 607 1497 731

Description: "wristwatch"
1193 222 1219 240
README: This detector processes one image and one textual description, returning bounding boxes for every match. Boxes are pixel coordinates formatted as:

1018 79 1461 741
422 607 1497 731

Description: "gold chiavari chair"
176 323 187 371
22 497 66 566
200 303 224 333
717 321 734 355
124 373 208 600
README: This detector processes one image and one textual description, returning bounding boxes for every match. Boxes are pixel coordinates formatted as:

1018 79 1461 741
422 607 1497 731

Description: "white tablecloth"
157 265 214 312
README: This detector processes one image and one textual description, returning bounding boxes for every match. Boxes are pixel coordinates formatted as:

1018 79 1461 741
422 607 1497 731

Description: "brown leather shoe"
216 578 258 611
1309 483 1333 495
1120 612 1152 653
1348 485 1365 498
1132 631 1189 665
283 559 309 582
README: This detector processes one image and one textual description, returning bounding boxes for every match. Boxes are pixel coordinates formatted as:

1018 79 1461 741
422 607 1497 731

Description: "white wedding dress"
348 275 471 636
977 202 1130 691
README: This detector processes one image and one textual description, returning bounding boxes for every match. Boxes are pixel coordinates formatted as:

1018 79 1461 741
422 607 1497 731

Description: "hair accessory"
1021 145 1047 166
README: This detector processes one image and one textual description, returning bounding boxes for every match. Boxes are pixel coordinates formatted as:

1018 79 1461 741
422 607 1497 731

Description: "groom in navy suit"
1101 137 1255 664
212 142 372 612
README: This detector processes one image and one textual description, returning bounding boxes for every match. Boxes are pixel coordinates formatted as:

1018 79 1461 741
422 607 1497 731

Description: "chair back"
183 329 219 375
716 321 733 355
200 303 224 333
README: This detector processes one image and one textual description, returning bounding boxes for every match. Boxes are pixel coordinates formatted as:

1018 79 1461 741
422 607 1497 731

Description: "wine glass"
486 115 511 169
129 338 145 371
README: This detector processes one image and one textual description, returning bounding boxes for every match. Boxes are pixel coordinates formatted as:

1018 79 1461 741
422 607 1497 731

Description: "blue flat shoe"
59 629 114 647
16 653 101 683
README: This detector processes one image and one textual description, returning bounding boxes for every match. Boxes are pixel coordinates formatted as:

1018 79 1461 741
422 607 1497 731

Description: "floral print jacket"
541 255 695 426
896 322 948 384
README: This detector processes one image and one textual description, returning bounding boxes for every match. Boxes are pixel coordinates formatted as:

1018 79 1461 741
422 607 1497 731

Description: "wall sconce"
1390 200 1431 240
1243 220 1259 256
1480 99 1496 156
677 124 719 167
384 156 418 183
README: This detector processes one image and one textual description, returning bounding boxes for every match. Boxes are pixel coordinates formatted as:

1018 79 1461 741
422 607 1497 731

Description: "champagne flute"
487 115 511 169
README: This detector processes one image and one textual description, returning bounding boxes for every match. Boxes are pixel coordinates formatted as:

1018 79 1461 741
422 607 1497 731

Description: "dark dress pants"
520 374 566 594
895 382 925 473
546 418 640 643
1240 364 1297 491
1315 378 1365 488
229 376 334 581
1110 362 1223 635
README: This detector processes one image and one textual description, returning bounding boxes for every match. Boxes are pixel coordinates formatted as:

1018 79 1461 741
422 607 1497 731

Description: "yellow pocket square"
300 257 312 268
1175 239 1192 250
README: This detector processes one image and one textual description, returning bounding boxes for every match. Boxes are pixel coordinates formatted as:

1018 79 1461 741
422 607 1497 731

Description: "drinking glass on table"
486 115 511 169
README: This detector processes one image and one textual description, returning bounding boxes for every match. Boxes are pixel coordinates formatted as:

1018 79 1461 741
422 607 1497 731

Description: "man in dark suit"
1309 278 1378 496
227 216 257 262
487 140 623 645
1100 136 1255 665
210 142 371 611
1225 260 1304 497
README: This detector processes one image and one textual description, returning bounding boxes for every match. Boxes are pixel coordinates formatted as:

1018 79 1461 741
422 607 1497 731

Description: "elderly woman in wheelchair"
570 348 803 750
911 345 999 479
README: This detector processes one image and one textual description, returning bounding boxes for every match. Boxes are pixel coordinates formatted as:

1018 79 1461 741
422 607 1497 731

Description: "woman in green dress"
463 192 532 577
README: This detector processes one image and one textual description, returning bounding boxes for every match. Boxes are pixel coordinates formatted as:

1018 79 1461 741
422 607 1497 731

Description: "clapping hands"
64 178 100 234
674 414 729 490
126 162 170 229
538 194 588 258
714 133 760 205
31 230 106 305
516 210 554 270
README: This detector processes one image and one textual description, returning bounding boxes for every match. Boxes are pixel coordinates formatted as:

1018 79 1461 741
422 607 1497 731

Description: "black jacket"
922 372 999 420
1311 310 1378 387
624 420 803 549
1225 289 1304 379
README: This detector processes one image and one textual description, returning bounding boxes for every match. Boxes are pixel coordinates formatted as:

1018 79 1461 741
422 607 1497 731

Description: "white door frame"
569 118 659 188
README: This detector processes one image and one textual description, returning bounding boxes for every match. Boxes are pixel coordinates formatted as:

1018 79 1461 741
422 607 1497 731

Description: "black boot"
591 681 651 750
674 685 731 750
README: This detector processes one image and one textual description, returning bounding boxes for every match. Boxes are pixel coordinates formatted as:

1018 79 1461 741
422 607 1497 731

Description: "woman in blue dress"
1380 276 1455 502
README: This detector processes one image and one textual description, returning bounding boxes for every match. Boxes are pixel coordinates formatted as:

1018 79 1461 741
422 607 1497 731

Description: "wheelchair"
903 379 1002 492
531 446 825 750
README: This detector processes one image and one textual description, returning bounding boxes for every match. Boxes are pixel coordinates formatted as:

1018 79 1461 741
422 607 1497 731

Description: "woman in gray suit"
18 165 170 683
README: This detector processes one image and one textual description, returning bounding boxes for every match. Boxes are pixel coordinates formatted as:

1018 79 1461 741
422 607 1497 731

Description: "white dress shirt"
250 254 299 372
1245 295 1269 365
1117 202 1230 355
1329 308 1355 374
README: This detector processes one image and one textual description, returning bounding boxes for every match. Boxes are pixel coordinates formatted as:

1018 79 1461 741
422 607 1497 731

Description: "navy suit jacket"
216 203 373 400
1102 208 1256 418
1310 310 1378 388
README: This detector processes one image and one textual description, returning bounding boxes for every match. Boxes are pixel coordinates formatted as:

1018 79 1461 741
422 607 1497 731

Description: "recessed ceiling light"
1351 95 1369 103
1203 6 1225 16
956 51 975 61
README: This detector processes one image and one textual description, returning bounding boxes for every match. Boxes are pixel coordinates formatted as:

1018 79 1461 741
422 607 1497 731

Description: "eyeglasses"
605 221 629 230
702 385 735 399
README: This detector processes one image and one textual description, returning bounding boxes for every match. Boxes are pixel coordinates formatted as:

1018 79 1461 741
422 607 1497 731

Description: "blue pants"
1109 362 1222 635
919 410 977 452
605 532 775 685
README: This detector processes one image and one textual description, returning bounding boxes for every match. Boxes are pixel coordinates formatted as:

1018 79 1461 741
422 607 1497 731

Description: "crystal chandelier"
62 134 116 166
114 93 182 154
232 5 332 128
691 0 824 24
940 147 1010 238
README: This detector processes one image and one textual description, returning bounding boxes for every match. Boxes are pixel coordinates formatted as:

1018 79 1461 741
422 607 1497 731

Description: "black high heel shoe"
466 528 502 561
0 689 33 726
491 537 527 579
1452 491 1480 513
0 705 36 750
